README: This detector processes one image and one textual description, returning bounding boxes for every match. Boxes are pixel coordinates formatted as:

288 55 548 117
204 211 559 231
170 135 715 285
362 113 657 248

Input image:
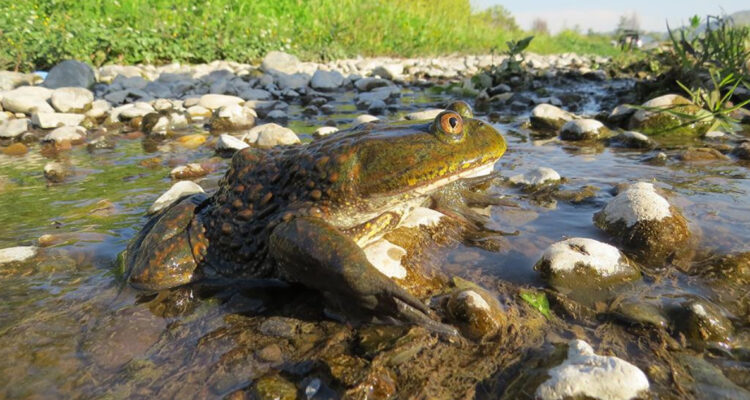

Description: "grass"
0 0 622 71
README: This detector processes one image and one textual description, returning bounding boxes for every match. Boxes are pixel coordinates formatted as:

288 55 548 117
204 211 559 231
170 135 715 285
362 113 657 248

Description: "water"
0 77 748 398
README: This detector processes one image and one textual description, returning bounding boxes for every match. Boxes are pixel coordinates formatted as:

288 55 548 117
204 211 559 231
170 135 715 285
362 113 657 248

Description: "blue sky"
471 0 748 33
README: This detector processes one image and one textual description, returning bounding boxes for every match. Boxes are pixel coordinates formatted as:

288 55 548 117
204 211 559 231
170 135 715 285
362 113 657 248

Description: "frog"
124 102 506 334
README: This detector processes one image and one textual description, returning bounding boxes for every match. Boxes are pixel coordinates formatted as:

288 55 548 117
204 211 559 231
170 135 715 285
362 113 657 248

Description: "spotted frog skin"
124 103 506 331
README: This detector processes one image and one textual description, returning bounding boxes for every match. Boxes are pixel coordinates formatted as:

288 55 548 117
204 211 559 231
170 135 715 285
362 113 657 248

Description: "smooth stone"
509 167 561 186
313 126 339 138
43 60 96 89
85 100 112 119
673 299 734 346
530 104 574 131
169 163 208 180
140 113 169 135
276 73 311 90
354 77 392 92
198 94 244 110
404 108 443 120
50 87 94 113
31 112 85 129
446 287 504 340
148 181 205 215
2 142 28 156
0 71 38 91
597 182 671 227
210 104 256 132
353 114 379 125
372 63 404 80
266 109 288 121
612 130 653 148
261 51 301 75
0 119 30 139
560 118 607 140
216 134 249 152
310 69 344 91
242 123 300 147
1 87 55 114
239 88 272 101
43 161 69 182
608 104 637 125
363 239 407 279
628 94 711 136
0 246 38 265
42 126 86 144
535 340 649 400
186 105 212 120
678 147 729 162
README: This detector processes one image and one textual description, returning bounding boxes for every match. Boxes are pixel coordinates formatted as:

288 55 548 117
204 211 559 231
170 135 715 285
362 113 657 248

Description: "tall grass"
0 0 620 71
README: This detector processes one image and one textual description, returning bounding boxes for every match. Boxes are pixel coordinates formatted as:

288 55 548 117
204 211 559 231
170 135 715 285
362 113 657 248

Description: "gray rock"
261 51 301 75
144 81 173 98
1 87 55 114
354 77 392 92
266 109 288 121
42 126 86 144
50 87 94 113
43 60 96 89
148 181 205 214
239 88 272 101
0 119 30 139
310 69 344 91
0 246 38 265
367 100 386 115
276 73 311 90
560 119 608 140
31 112 85 129
508 167 561 186
530 104 574 131
372 63 403 80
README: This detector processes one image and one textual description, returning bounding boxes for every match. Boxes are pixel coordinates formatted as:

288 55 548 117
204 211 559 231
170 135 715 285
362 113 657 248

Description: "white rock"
50 87 94 113
198 94 244 110
530 104 574 130
0 246 38 265
536 340 649 400
363 239 407 279
261 51 301 75
42 126 86 144
0 118 30 139
211 104 256 130
310 69 344 91
31 112 85 129
187 105 212 120
85 99 112 119
614 130 652 148
560 119 606 140
243 123 300 147
539 238 631 277
704 131 726 139
152 98 174 111
43 161 68 181
148 181 205 214
1 87 55 114
313 126 339 137
601 182 672 227
509 167 561 186
216 134 249 152
631 94 683 122
401 207 445 228
353 114 379 125
404 109 443 120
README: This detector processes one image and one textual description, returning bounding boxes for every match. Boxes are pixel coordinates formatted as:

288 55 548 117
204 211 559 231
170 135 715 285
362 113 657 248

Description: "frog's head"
329 105 506 204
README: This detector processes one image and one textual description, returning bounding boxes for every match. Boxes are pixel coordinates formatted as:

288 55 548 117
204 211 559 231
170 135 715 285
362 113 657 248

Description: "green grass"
0 0 622 71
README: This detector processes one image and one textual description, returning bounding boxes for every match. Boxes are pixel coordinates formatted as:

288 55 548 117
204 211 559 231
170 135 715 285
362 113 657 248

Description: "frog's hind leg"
125 194 209 290
269 217 458 336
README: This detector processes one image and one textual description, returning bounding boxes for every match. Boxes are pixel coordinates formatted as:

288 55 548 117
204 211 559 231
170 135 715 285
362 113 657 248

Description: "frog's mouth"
409 159 497 197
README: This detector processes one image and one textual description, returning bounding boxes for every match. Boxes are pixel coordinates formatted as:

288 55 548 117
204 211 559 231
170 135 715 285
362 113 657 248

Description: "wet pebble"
216 133 249 153
43 161 70 182
169 163 209 180
559 118 608 140
672 299 734 347
313 126 338 138
353 114 379 125
508 167 561 186
678 147 729 162
0 246 38 265
2 142 28 156
252 374 298 400
446 286 504 340
529 103 574 131
210 104 256 132
243 123 300 147
610 130 653 148
148 180 205 214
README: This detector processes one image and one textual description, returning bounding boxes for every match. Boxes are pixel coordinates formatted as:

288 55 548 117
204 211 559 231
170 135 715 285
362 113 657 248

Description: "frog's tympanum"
124 103 506 334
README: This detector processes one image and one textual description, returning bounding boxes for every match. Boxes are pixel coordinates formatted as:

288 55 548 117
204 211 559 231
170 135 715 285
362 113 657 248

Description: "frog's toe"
125 194 208 290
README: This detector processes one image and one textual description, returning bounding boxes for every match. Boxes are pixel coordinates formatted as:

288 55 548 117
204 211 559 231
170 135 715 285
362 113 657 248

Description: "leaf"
520 290 550 318
514 35 534 52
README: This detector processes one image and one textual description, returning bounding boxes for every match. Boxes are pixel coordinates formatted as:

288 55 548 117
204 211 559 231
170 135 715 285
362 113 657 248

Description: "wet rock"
446 286 505 340
530 104 574 131
43 161 69 182
702 252 750 285
353 114 379 126
148 181 205 214
252 374 298 400
508 167 561 186
363 239 407 279
0 246 38 265
354 77 392 92
140 113 169 135
31 112 85 129
197 94 244 110
186 105 212 121
242 123 300 147
169 163 209 180
210 104 256 132
85 99 112 120
612 299 668 328
535 340 649 400
266 109 289 121
175 134 207 149
731 141 750 160
608 104 636 126
310 69 344 91
313 126 339 138
628 94 711 136
677 353 750 400
678 147 729 162
0 118 30 140
239 88 272 101
367 99 386 115
2 142 28 156
611 130 653 149
1 87 55 114
42 126 86 145
43 60 95 89
559 119 608 140
672 299 734 347
86 136 116 151
259 317 299 339
216 133 249 153
404 109 443 120
594 182 690 263
535 238 640 293
50 87 94 113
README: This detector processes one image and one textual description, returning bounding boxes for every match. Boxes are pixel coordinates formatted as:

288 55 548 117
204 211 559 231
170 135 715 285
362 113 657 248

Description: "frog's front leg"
269 217 458 336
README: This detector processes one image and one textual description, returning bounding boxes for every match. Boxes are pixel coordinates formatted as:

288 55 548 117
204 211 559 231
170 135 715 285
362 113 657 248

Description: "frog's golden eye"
433 111 465 143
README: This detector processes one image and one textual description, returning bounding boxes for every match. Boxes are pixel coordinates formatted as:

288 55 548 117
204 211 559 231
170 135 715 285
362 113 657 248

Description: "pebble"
611 130 653 148
0 118 30 139
148 181 205 214
313 126 339 138
0 246 38 265
530 103 574 131
216 133 249 153
310 69 344 91
508 167 561 186
243 123 300 147
210 104 256 131
50 87 94 112
2 142 28 156
43 161 69 182
197 94 244 110
31 112 85 129
169 163 208 180
42 126 86 144
535 340 649 400
353 114 379 126
559 119 608 140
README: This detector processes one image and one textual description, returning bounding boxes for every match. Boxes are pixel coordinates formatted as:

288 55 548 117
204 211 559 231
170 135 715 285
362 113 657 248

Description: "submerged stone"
628 94 711 137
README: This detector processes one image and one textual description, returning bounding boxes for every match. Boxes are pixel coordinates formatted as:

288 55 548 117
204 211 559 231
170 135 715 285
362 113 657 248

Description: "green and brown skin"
124 103 506 331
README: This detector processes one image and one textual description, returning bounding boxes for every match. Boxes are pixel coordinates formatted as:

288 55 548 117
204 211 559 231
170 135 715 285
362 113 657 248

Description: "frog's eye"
446 101 474 119
433 111 464 143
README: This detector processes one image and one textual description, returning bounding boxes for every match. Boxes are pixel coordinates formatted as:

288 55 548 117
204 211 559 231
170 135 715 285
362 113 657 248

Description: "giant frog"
124 102 506 334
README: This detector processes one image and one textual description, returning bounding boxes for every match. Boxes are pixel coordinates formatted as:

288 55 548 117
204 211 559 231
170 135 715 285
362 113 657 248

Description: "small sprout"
520 290 551 318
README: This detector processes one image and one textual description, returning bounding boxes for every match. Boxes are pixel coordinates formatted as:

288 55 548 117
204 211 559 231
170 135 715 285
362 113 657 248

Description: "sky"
471 0 748 33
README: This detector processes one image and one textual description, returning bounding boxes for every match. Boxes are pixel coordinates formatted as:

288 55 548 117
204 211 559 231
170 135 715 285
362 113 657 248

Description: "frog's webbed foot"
270 217 458 337
125 194 209 290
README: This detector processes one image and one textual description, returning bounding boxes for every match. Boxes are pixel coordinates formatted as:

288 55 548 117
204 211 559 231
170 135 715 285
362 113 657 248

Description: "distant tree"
477 5 520 31
531 18 549 35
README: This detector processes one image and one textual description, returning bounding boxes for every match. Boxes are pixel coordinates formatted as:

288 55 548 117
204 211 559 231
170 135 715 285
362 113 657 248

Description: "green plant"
519 290 550 318
675 71 750 132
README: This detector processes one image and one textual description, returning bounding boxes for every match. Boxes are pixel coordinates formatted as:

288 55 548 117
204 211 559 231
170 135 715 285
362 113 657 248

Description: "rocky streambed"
0 52 749 399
